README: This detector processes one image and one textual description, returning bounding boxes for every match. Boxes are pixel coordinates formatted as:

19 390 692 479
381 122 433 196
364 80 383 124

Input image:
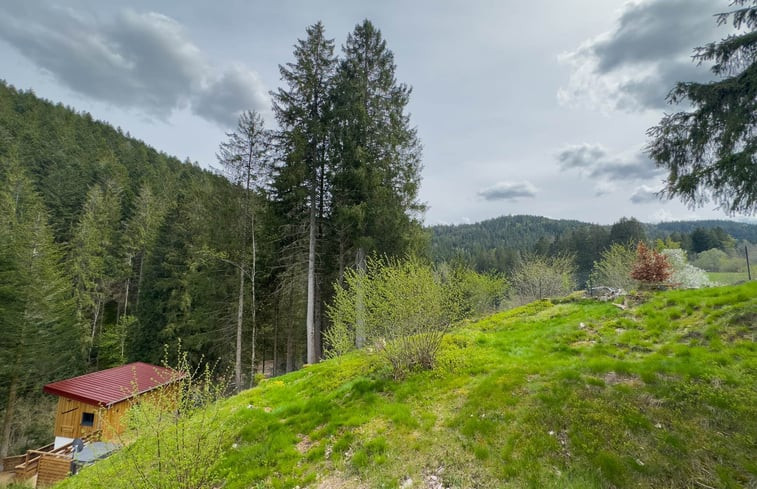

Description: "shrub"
436 263 507 320
510 254 575 304
91 350 231 489
590 243 637 291
662 249 713 289
326 257 458 379
630 242 672 288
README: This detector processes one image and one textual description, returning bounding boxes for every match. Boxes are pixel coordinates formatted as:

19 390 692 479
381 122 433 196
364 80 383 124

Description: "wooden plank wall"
35 455 70 488
53 397 102 440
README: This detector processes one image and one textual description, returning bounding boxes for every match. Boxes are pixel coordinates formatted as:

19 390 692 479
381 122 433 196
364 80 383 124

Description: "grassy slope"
62 283 757 488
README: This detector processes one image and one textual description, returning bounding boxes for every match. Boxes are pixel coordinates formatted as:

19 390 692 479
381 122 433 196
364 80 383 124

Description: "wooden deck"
6 431 101 488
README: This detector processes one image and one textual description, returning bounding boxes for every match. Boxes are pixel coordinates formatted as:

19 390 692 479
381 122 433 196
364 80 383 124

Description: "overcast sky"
0 0 747 225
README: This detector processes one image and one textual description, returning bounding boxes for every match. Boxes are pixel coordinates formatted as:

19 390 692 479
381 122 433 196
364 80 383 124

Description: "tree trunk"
355 247 367 348
273 312 279 377
135 251 145 313
235 266 245 392
0 373 19 458
305 190 317 364
250 211 257 386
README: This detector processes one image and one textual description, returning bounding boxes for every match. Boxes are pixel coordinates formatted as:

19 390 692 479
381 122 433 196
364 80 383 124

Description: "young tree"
630 242 672 288
510 254 576 304
647 1 757 214
271 22 337 364
217 110 270 391
590 243 638 290
326 257 458 379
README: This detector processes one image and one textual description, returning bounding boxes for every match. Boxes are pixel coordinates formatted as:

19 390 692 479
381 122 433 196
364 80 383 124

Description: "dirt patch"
315 474 368 488
295 434 314 454
603 371 643 387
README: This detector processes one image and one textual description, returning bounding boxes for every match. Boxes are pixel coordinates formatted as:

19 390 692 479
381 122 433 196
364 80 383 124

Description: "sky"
0 0 749 226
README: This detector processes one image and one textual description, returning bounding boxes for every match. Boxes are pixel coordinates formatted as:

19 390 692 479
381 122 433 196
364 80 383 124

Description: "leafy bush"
590 243 637 290
630 242 672 288
662 249 713 289
326 257 459 378
510 254 575 304
436 263 507 319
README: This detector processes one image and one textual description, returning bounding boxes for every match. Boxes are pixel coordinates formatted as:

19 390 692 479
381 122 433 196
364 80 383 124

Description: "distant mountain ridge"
429 214 757 267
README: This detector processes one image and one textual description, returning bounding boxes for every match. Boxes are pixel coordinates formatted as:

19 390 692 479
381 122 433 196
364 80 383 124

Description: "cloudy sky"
0 0 744 225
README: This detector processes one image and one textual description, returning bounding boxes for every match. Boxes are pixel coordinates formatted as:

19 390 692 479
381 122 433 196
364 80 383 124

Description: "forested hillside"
0 19 427 457
430 215 757 282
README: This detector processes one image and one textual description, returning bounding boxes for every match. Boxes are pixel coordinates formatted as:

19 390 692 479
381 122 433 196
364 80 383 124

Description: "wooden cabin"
43 362 184 447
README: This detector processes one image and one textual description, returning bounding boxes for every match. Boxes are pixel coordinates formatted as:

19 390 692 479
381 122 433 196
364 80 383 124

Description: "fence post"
747 246 752 281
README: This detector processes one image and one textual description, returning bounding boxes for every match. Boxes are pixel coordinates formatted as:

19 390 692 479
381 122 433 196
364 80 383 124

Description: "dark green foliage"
647 1 757 214
330 20 426 261
0 160 83 455
609 217 646 246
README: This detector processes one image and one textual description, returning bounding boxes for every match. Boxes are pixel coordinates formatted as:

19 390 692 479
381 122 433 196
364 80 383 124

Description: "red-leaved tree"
630 242 672 288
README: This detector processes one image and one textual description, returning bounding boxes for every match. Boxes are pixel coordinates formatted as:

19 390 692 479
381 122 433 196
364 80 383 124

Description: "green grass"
59 282 757 489
708 270 755 285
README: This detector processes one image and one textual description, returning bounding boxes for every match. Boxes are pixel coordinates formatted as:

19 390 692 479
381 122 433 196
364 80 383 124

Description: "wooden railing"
13 431 102 481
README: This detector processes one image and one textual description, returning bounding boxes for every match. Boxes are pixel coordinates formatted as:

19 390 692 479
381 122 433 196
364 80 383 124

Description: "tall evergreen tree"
331 20 425 270
647 0 757 214
67 179 122 365
0 160 81 457
271 22 337 364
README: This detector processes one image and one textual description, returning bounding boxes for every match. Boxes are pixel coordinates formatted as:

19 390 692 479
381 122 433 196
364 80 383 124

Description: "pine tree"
67 179 122 365
647 1 757 214
331 20 425 268
0 160 81 457
271 22 337 364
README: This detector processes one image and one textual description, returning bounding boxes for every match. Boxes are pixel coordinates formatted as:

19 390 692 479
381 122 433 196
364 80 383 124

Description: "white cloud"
557 143 663 182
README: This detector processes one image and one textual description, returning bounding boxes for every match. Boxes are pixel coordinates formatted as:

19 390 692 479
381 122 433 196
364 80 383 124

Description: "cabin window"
81 412 95 427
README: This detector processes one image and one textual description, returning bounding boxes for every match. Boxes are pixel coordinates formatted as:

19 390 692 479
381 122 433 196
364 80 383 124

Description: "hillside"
59 282 757 489
430 214 757 270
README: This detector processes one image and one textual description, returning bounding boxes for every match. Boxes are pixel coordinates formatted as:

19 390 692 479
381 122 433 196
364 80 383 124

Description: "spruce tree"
271 22 337 364
331 20 425 269
0 160 81 456
647 1 757 214
217 110 270 389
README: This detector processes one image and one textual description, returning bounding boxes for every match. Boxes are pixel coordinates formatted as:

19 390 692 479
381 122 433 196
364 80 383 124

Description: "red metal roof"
43 362 185 407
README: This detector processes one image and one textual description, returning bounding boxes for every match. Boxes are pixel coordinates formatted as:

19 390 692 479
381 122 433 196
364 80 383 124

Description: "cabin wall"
52 387 175 441
52 397 101 440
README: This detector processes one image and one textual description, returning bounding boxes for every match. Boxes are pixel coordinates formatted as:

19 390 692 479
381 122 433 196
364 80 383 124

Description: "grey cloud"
477 181 537 201
0 3 266 126
557 143 607 170
558 144 664 182
192 66 269 127
630 186 662 204
560 0 726 112
615 60 715 111
589 156 663 182
593 0 719 74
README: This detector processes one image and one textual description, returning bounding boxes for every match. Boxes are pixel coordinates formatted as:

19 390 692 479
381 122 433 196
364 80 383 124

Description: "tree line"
431 215 756 284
